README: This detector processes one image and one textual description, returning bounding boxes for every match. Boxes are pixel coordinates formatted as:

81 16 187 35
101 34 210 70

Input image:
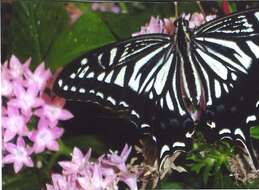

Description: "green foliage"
3 167 47 190
45 4 115 70
251 126 259 140
187 136 234 185
7 0 68 68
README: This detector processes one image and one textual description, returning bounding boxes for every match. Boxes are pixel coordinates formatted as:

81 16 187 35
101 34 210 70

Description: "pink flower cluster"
91 3 120 14
46 144 139 190
132 13 216 36
2 55 73 173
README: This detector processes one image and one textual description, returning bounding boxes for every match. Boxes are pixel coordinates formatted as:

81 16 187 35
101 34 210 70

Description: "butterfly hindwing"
191 9 259 167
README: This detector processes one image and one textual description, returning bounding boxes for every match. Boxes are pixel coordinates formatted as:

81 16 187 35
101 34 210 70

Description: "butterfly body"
54 9 259 168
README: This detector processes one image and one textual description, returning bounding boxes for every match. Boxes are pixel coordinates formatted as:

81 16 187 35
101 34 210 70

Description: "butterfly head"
174 17 191 47
175 17 190 33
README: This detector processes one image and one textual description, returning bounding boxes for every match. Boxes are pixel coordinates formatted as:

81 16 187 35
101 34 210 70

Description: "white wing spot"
70 73 76 79
63 85 68 91
86 72 94 78
105 71 114 83
131 110 140 118
81 58 88 65
109 48 117 66
223 83 229 93
160 145 170 158
96 92 104 99
160 98 164 108
246 115 256 123
207 121 216 128
186 131 195 138
234 128 246 140
97 73 105 81
58 79 63 87
98 53 103 64
79 88 86 93
119 101 129 107
141 123 150 128
149 92 153 99
166 91 174 110
219 128 231 135
71 86 76 92
255 12 259 21
89 89 95 94
231 73 237 81
114 66 126 87
172 142 185 148
107 96 116 105
214 79 221 98
246 41 259 58
79 66 89 78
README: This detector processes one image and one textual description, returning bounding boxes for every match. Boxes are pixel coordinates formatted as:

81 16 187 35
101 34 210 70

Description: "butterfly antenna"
197 1 205 17
174 1 178 18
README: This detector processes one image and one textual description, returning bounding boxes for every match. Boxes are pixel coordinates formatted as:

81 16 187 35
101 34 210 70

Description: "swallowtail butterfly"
54 9 259 168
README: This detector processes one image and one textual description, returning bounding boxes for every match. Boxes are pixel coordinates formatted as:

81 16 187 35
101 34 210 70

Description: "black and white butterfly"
54 9 259 168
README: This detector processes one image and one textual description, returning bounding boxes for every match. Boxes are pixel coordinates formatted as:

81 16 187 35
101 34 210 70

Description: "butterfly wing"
191 9 259 167
54 34 193 161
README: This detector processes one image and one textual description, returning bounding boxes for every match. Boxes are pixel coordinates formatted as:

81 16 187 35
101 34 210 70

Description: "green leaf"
8 0 68 68
251 126 259 140
63 135 106 155
98 11 153 39
45 6 115 70
3 168 46 190
178 2 200 13
160 181 183 189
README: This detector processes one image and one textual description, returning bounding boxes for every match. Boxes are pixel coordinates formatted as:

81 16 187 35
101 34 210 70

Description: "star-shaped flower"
35 96 73 127
3 137 33 173
8 83 43 116
2 106 28 142
59 147 91 175
25 62 52 92
29 118 63 153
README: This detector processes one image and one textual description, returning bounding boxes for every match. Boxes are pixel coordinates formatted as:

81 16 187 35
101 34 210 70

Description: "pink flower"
8 83 43 116
103 144 132 173
25 62 52 92
47 145 139 190
59 147 91 175
35 96 73 127
3 137 33 173
2 55 72 173
46 174 78 190
91 3 120 14
188 12 205 29
8 55 30 80
29 118 63 153
1 61 13 97
2 106 28 142
132 16 175 36
133 13 216 37
77 163 116 190
120 173 138 190
65 3 83 25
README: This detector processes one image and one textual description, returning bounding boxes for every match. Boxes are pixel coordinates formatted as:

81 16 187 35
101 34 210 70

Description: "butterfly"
54 9 259 169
